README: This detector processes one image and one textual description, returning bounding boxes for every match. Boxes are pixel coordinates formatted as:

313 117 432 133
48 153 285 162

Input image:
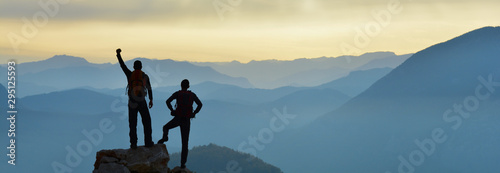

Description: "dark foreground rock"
93 144 170 173
170 166 193 173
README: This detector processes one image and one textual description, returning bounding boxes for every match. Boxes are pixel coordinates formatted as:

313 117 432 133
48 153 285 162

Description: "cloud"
2 0 498 24
0 0 404 23
0 0 214 22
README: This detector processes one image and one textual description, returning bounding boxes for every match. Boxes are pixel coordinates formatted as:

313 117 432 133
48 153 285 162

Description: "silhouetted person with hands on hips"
116 48 154 149
158 79 202 169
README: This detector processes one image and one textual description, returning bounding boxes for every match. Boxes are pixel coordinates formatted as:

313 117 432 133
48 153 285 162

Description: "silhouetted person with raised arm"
158 79 202 169
116 48 154 148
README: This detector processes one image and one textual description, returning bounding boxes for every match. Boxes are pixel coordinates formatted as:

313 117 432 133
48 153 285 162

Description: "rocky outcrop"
93 144 170 173
170 166 193 173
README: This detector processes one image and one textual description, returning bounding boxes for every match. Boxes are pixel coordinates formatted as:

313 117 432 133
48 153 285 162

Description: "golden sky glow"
1 0 499 63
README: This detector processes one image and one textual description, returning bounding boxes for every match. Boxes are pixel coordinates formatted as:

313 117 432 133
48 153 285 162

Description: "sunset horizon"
1 0 499 64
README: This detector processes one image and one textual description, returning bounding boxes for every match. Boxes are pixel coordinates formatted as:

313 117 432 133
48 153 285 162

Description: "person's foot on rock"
130 144 137 149
157 137 168 144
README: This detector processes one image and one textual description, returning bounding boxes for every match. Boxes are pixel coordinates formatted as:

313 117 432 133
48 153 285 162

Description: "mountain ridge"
194 51 410 88
169 143 283 173
21 88 119 115
9 55 253 91
263 26 500 172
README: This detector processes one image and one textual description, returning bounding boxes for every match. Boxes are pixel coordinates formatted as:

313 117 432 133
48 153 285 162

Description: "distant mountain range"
264 26 500 172
13 55 111 75
21 88 118 115
1 55 390 172
195 52 411 88
0 55 253 97
0 51 409 98
317 67 393 97
4 25 496 173
0 48 401 173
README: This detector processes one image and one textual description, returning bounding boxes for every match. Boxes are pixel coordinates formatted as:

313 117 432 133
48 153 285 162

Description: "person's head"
181 79 190 90
133 60 142 70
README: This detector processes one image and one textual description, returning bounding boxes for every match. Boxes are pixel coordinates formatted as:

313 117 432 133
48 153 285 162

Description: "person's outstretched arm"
193 94 202 115
116 48 131 76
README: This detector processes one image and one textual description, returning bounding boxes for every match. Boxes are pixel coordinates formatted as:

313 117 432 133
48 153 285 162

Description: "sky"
1 0 499 64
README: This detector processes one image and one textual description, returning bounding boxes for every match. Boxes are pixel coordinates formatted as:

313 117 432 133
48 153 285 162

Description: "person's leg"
158 117 180 144
180 118 191 168
138 101 154 147
128 102 139 148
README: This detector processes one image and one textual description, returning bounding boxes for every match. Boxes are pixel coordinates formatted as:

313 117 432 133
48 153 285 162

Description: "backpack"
174 90 194 118
128 70 146 98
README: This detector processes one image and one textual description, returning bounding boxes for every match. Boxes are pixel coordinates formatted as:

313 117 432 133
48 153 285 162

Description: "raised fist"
116 48 122 54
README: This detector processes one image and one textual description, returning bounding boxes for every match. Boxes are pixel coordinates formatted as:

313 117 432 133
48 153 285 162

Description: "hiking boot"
157 137 168 144
145 141 154 147
130 144 137 149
